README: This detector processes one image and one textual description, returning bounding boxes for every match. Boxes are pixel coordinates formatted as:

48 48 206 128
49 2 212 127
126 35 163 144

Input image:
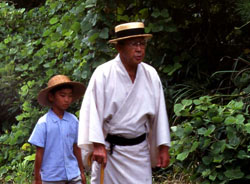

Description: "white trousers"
91 140 152 184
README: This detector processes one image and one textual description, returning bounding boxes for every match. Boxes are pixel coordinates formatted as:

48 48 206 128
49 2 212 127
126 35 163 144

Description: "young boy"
28 75 86 184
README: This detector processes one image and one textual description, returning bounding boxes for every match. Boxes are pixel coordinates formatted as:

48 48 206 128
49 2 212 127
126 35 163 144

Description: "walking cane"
88 154 104 184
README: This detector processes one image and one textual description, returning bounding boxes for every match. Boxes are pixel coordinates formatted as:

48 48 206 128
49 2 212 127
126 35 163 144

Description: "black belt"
105 133 146 155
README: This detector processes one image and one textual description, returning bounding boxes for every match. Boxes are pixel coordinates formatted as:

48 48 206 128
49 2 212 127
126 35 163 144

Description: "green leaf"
202 169 211 177
177 150 189 161
182 99 192 106
209 172 217 181
161 9 169 18
43 29 52 37
198 127 207 135
224 116 236 125
211 140 226 154
184 124 193 135
228 134 240 147
193 99 202 105
245 123 250 133
117 15 129 22
99 28 109 39
174 103 184 116
212 116 224 123
224 167 244 179
204 125 215 136
190 141 199 152
49 17 59 25
202 156 213 165
171 126 177 132
151 8 161 18
24 153 36 161
227 100 244 110
63 30 73 37
235 114 245 125
21 143 31 151
163 63 182 76
4 37 12 44
5 175 13 181
139 8 149 18
237 150 250 159
85 0 97 8
88 33 99 43
213 154 224 163
71 22 81 33
174 127 185 138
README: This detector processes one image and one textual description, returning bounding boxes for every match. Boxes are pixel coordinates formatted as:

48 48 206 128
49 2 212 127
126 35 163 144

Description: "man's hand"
157 145 170 168
93 143 107 167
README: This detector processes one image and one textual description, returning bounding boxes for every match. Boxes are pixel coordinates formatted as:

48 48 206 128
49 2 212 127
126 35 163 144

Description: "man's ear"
115 44 121 52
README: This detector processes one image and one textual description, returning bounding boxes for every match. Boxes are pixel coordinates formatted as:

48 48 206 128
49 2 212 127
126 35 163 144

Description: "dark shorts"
42 175 81 184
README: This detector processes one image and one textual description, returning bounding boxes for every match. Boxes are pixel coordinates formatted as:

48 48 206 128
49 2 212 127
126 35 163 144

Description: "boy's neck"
51 108 64 119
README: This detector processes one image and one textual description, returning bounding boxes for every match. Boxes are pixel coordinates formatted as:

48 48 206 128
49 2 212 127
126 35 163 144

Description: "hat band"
116 28 145 39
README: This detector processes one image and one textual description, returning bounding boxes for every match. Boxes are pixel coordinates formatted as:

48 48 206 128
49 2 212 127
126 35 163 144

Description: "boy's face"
49 88 73 112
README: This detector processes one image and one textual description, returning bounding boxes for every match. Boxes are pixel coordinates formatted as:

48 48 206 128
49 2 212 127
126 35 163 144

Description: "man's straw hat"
37 75 85 107
108 22 152 44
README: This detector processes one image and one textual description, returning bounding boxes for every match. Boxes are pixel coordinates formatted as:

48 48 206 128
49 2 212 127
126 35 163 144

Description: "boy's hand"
81 172 86 184
33 180 42 184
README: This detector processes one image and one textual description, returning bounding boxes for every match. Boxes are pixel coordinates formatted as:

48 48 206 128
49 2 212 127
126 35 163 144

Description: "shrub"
171 96 250 183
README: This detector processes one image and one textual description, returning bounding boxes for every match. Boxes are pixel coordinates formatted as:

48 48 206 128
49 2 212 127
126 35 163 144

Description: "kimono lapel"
111 58 142 123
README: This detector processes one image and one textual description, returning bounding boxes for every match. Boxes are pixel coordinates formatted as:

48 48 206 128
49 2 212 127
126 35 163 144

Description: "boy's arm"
73 144 86 184
34 146 44 184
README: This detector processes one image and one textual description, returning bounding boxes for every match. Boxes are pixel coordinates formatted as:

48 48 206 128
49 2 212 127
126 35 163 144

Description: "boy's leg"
67 175 82 184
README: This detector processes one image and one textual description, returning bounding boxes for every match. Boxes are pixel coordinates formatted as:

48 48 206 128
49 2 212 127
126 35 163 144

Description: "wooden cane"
88 154 104 184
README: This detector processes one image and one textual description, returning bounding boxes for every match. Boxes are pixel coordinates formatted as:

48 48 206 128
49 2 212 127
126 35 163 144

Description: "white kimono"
78 55 171 184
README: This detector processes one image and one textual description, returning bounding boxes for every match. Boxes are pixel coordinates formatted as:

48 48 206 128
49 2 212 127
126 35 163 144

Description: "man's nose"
135 44 142 51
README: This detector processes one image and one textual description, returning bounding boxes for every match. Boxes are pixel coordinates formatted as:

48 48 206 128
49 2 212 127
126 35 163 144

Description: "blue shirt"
28 109 80 181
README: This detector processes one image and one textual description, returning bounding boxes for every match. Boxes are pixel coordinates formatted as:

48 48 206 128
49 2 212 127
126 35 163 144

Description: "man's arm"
73 144 86 184
34 146 44 184
156 145 170 168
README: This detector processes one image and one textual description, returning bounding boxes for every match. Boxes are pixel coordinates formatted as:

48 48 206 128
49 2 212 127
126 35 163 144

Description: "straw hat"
37 75 85 107
108 22 152 44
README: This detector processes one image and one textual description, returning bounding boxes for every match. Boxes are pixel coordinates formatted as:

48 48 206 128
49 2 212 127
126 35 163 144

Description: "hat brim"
108 34 152 44
37 81 85 107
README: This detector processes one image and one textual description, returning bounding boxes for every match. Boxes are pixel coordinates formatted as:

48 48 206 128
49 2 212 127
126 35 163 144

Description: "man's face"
117 37 147 67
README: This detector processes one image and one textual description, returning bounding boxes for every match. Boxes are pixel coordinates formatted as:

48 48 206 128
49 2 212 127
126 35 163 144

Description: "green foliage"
236 0 250 22
0 0 250 183
171 96 250 183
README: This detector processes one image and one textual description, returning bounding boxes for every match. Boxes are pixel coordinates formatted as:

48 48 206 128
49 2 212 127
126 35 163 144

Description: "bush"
171 96 250 183
0 0 250 183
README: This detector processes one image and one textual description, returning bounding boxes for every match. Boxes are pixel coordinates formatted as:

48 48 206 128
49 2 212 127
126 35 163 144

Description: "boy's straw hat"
38 75 85 107
108 22 152 44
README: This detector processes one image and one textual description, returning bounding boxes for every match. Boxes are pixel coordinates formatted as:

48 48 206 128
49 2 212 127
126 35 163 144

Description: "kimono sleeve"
78 66 106 150
154 79 171 147
149 73 171 167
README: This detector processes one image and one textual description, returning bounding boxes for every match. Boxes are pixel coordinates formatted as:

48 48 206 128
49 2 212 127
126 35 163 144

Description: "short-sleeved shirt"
28 109 80 181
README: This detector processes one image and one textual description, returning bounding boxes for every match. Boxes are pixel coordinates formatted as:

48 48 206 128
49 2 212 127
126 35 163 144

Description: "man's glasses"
128 41 147 49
